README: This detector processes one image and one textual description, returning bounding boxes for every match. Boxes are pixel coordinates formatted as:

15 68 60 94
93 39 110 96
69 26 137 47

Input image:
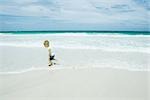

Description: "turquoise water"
0 31 150 35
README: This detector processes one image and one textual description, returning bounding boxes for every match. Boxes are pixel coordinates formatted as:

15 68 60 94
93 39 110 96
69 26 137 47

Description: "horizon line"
0 30 150 33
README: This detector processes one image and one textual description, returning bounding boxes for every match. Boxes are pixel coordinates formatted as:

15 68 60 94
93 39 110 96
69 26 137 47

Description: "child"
43 40 55 66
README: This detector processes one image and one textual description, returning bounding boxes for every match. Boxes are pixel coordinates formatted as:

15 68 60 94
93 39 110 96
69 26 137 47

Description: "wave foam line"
1 32 150 37
1 43 150 54
0 66 149 75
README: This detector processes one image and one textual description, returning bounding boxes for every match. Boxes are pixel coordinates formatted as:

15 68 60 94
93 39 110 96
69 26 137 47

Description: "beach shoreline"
0 33 150 100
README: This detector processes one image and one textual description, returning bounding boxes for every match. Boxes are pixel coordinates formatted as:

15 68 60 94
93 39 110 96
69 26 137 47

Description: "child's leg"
48 58 52 66
52 59 59 65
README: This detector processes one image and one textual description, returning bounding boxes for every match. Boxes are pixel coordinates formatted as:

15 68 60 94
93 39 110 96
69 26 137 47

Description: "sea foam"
0 33 150 53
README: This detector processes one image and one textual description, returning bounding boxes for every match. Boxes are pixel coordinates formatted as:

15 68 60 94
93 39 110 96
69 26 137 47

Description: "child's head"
43 40 49 48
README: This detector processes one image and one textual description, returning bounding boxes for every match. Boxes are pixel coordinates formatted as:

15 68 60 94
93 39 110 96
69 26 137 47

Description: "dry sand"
0 68 149 100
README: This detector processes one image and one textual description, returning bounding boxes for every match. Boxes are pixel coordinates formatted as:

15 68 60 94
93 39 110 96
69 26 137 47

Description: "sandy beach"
0 68 149 100
0 46 149 100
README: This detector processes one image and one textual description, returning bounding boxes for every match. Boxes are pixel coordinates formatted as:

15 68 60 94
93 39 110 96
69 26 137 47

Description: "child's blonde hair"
43 40 49 48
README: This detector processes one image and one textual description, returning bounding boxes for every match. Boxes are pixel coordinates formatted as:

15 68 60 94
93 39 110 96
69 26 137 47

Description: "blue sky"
0 0 149 31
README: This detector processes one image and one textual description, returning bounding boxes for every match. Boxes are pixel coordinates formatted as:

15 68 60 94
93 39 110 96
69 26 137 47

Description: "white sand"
0 46 150 100
0 69 149 100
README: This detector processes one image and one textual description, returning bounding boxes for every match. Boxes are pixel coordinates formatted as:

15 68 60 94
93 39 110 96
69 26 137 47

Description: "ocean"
1 31 150 35
0 31 150 73
0 31 150 52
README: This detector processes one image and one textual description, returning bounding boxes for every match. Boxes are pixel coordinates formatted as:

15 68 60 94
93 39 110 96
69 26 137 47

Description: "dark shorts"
50 55 55 60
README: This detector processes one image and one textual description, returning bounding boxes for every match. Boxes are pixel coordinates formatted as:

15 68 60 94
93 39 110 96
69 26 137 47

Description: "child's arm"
48 48 52 57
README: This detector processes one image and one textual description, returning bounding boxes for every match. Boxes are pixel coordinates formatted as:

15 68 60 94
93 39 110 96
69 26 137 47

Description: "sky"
0 0 149 31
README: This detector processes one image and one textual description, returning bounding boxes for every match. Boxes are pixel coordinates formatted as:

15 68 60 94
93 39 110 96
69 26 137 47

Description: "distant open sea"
0 31 150 35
